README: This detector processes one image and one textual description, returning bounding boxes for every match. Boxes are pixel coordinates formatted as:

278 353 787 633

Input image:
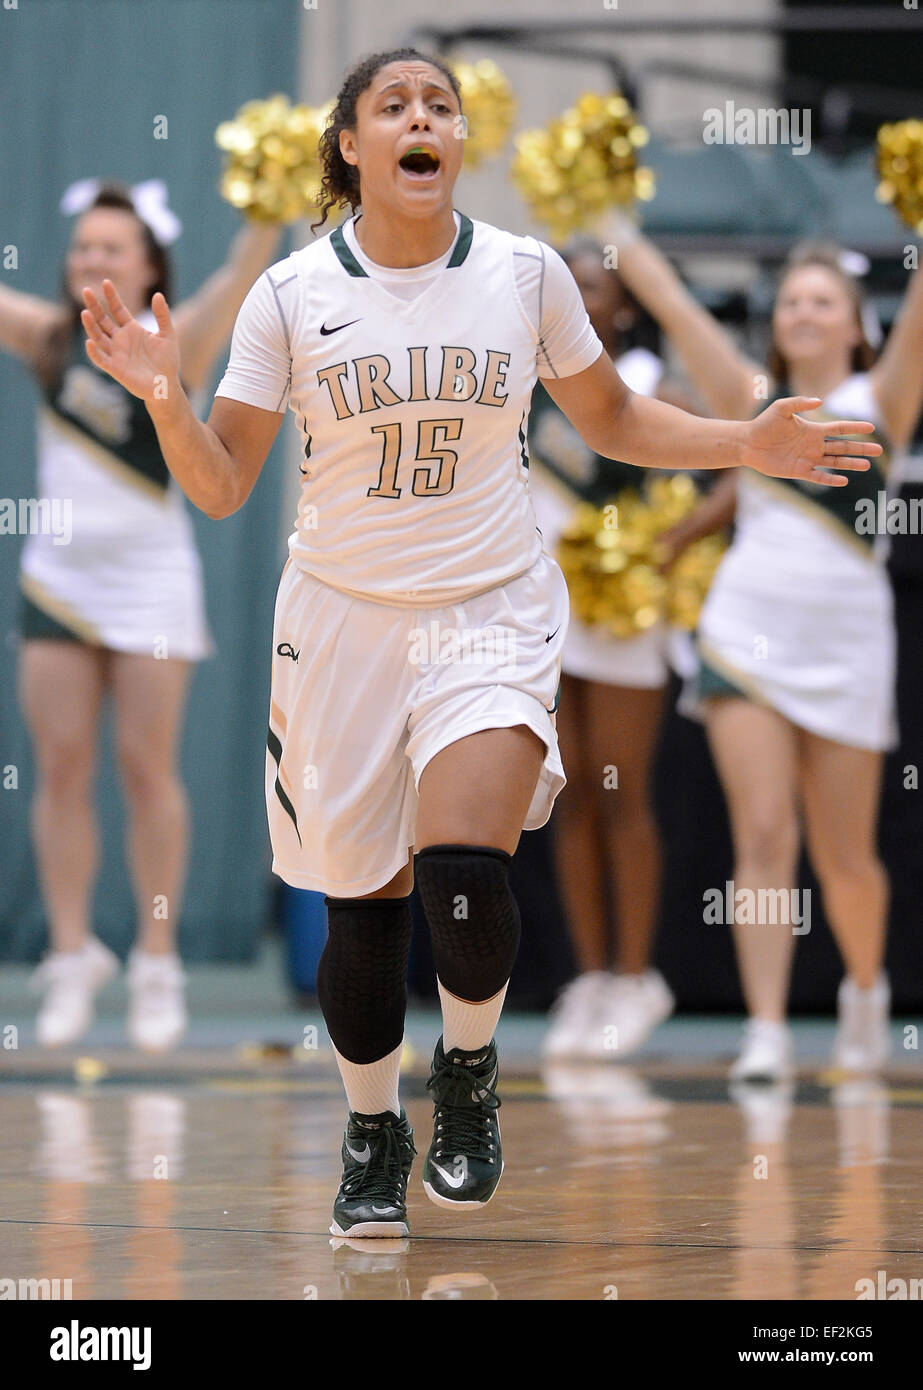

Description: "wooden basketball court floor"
1 1010 921 1301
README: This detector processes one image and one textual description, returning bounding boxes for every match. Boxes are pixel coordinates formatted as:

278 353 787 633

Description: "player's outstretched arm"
544 349 881 488
82 277 283 517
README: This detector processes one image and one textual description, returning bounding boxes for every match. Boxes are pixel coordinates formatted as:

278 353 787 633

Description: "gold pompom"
555 475 725 635
216 95 334 224
875 120 923 235
451 59 516 169
512 90 655 242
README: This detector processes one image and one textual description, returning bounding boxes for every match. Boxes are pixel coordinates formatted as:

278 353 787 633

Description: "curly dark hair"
311 48 463 234
34 182 173 391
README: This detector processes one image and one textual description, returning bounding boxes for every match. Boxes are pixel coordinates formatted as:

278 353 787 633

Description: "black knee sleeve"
414 844 521 1003
316 895 412 1064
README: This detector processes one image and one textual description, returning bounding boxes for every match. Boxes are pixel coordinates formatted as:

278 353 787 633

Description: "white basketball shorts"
265 549 569 897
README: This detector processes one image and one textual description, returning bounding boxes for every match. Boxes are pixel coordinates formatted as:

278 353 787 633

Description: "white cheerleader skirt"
18 512 213 661
689 542 898 753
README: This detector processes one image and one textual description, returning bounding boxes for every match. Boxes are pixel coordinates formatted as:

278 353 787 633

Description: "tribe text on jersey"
276 216 546 605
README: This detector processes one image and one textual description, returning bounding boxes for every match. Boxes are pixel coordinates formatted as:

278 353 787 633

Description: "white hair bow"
59 178 182 246
835 249 883 349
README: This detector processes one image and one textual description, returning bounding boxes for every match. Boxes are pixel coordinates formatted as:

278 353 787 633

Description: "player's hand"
81 279 180 404
741 396 880 487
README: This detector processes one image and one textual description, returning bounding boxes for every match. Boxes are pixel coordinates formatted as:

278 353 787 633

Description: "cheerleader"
78 47 877 1235
0 180 281 1050
605 212 923 1080
530 237 691 1061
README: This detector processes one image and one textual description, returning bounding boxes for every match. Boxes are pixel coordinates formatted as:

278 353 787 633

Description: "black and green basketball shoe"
330 1108 416 1238
422 1037 503 1208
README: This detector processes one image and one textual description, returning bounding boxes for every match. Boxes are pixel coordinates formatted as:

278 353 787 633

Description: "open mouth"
398 145 441 180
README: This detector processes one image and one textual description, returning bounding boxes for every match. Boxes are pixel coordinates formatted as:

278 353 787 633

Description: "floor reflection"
0 1055 917 1300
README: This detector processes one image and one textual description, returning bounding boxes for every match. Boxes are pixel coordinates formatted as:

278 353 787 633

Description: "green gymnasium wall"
0 0 298 960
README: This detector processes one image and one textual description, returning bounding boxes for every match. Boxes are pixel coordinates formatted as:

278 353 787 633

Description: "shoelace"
427 1060 501 1162
344 1124 416 1199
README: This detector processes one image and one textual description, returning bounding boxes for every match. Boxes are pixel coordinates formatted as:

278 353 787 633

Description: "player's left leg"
798 731 890 1072
414 725 544 1208
110 651 192 1052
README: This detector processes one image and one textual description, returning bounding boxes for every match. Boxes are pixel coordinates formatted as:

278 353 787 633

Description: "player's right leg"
322 860 418 1238
264 563 422 1235
110 650 192 1053
798 732 890 1073
704 697 800 1082
18 639 119 1046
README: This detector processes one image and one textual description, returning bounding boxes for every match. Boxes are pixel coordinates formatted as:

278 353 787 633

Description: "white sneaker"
589 970 676 1059
126 950 187 1053
542 972 613 1060
31 937 120 1048
831 974 890 1074
730 1018 795 1083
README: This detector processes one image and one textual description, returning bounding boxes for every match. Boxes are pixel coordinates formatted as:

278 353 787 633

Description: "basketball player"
80 49 879 1235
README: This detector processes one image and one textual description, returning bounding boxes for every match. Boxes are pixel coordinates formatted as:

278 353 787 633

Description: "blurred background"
1 0 920 1031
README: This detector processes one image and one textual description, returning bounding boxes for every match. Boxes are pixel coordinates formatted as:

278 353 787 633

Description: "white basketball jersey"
215 212 603 605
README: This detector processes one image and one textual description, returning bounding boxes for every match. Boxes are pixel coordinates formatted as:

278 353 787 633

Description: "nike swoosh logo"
371 1204 398 1215
471 1066 498 1103
345 1141 371 1162
320 318 361 336
545 625 561 643
431 1163 466 1189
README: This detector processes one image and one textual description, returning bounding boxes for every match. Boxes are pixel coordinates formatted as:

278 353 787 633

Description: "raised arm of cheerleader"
869 252 923 451
171 222 284 392
596 209 763 421
0 284 66 366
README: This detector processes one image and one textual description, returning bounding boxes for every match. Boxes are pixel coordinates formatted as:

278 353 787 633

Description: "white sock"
438 979 508 1054
332 1039 402 1118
